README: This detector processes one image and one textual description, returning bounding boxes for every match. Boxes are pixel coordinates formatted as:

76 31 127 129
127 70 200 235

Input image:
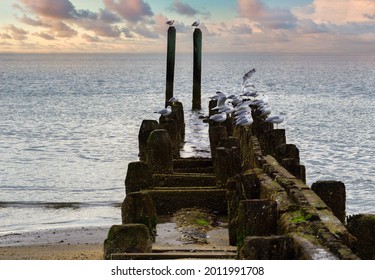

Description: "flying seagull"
242 68 256 86
166 19 175 25
192 19 200 27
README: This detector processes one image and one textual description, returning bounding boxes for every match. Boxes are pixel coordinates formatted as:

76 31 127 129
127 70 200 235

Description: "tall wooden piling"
192 28 202 110
165 26 176 106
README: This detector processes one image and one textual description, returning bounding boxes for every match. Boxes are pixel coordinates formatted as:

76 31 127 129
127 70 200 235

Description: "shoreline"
0 226 109 260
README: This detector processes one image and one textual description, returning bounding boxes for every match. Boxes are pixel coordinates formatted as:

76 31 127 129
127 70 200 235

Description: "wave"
0 201 122 209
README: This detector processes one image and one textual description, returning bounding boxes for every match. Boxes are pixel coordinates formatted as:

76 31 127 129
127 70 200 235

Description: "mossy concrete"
121 191 157 241
149 189 227 215
125 161 154 193
347 214 375 259
153 173 216 188
239 236 294 260
103 224 151 260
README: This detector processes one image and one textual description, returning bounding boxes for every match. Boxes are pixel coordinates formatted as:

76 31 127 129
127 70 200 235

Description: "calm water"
0 53 374 234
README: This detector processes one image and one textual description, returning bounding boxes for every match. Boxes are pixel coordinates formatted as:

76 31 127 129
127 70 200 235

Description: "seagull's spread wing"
242 68 256 85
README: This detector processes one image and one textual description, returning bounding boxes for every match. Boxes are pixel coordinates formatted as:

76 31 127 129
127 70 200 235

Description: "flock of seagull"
155 19 284 129
208 69 284 128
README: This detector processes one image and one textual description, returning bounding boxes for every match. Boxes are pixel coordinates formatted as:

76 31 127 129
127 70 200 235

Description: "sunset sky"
1 0 375 53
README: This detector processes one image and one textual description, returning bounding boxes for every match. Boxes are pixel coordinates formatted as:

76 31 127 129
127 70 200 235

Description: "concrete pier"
104 93 372 259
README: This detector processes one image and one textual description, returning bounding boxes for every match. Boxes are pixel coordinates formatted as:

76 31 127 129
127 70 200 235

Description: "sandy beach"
0 213 230 260
0 226 109 260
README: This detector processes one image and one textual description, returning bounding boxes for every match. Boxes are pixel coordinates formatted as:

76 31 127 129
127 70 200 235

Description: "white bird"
166 19 175 25
242 68 256 85
155 106 172 117
168 96 178 103
236 114 253 127
209 112 227 123
219 103 235 114
192 19 200 27
265 114 284 128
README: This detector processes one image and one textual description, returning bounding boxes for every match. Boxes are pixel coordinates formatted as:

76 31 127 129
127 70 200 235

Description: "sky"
1 0 375 53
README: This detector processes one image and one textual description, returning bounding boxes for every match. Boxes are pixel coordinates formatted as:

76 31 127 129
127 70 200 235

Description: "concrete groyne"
103 98 374 260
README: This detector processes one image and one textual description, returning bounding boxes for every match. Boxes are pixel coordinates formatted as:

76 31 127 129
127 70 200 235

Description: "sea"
0 53 374 235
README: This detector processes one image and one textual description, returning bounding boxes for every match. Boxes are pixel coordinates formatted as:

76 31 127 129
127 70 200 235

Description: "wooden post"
192 28 202 110
165 26 176 106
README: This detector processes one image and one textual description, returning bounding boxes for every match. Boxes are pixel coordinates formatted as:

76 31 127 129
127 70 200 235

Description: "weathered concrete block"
138 120 159 161
146 129 173 174
237 199 278 247
209 126 227 161
158 119 180 159
264 129 286 156
311 180 346 223
347 214 375 260
149 189 227 215
239 236 294 260
103 224 152 260
121 192 157 240
214 146 241 187
125 161 153 194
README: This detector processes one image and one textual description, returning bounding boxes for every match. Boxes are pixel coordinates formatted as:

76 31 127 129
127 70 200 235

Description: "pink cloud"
18 0 76 19
103 0 154 22
238 0 297 29
4 24 29 40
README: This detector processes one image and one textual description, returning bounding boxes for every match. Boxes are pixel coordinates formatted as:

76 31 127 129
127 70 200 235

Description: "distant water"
1 53 374 234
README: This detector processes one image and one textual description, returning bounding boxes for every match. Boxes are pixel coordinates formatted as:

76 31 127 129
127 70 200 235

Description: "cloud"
1 33 13 40
169 0 198 17
231 23 253 34
238 0 297 30
79 20 122 37
81 33 101 42
98 9 122 23
4 24 29 40
103 0 154 22
363 13 375 20
34 32 55 40
49 21 78 38
18 15 50 27
18 0 76 19
294 0 375 25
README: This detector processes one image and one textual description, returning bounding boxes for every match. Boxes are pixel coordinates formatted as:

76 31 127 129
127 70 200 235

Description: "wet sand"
0 215 230 260
0 226 109 260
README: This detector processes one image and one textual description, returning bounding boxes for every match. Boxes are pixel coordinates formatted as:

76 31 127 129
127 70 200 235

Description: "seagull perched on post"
192 19 200 27
166 19 175 26
154 106 172 117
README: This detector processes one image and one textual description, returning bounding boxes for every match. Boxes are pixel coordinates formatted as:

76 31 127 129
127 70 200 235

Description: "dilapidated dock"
103 99 374 260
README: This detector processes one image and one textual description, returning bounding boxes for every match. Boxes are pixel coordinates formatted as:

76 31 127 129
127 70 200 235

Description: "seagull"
155 106 172 117
265 114 284 128
166 19 175 25
236 114 253 127
209 112 227 123
192 19 200 27
168 96 178 103
242 68 256 85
